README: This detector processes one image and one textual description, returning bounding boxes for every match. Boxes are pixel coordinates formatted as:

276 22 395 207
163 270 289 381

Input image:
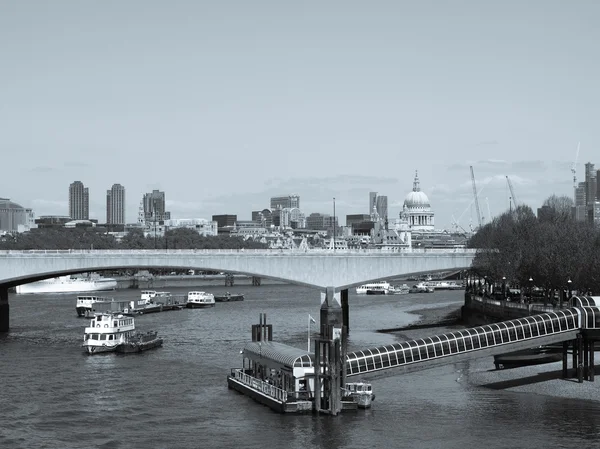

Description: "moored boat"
214 292 244 302
343 381 375 408
494 347 562 370
409 282 435 293
17 273 117 294
357 281 390 295
390 284 410 295
82 312 162 355
116 331 163 353
82 313 135 354
75 295 115 317
187 291 215 308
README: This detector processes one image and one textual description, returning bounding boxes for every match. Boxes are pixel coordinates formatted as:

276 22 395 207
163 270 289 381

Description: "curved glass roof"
243 341 313 368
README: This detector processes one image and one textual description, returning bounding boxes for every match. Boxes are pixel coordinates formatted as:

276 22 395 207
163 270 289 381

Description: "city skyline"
2 2 599 229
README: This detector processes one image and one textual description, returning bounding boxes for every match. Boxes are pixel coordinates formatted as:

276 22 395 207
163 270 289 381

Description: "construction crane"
485 197 492 223
470 166 483 229
506 176 518 211
571 142 580 192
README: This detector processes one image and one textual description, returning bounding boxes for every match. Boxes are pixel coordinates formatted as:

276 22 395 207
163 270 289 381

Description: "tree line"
468 194 600 297
0 227 268 250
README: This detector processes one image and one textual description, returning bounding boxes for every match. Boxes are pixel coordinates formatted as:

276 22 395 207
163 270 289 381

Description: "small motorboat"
214 292 245 302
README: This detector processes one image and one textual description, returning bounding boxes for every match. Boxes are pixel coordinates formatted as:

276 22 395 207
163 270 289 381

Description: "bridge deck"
346 308 600 377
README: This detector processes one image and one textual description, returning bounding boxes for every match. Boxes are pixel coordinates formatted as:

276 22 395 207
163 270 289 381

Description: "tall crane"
506 176 518 210
470 166 483 229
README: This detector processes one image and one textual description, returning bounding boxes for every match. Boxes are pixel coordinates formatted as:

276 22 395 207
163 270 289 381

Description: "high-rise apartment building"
270 194 300 210
143 190 170 221
69 181 89 220
376 195 388 221
369 192 378 214
106 183 126 224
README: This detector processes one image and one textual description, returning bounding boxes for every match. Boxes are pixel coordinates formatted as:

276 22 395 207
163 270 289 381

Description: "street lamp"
529 277 533 302
567 278 572 299
502 276 507 300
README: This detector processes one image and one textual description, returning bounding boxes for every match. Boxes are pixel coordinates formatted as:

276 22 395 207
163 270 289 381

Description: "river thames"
1 285 599 449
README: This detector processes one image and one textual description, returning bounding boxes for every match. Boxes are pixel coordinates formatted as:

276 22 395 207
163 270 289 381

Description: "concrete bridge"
0 248 475 291
0 247 475 332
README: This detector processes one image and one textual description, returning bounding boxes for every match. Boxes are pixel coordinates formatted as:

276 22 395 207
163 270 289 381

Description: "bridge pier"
0 286 8 332
252 277 261 286
314 287 346 416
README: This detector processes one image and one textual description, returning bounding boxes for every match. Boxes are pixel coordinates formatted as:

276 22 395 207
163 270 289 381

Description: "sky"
1 1 599 230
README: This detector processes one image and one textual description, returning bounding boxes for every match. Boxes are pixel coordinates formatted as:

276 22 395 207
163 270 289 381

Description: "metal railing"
0 248 478 256
471 295 558 314
230 369 288 403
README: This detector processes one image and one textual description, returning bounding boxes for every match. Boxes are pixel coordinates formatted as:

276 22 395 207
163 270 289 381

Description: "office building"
69 181 89 220
143 190 170 222
212 214 237 228
0 198 36 232
106 183 126 225
270 195 300 210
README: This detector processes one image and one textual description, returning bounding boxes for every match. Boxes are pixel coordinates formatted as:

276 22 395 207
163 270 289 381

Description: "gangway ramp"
346 308 590 378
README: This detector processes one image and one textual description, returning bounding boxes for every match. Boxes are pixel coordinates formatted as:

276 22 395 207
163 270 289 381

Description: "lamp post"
502 276 507 300
529 277 533 303
567 278 572 300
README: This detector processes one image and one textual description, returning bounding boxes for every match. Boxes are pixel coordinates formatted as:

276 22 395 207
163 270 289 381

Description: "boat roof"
243 341 314 368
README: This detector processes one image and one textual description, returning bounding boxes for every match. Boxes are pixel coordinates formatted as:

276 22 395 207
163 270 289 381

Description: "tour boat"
82 313 136 354
75 295 114 317
82 312 162 355
356 281 391 295
16 274 117 294
343 381 375 408
187 291 215 308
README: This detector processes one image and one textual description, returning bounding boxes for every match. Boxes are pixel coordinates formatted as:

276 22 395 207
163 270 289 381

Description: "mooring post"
572 339 578 379
562 341 568 378
590 340 596 382
577 334 584 383
315 287 344 416
584 338 589 381
0 286 8 333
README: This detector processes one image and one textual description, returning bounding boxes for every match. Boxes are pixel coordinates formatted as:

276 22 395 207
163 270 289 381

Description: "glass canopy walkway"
346 305 600 377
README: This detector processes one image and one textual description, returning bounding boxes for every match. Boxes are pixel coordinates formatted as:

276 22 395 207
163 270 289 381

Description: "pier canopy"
243 341 313 370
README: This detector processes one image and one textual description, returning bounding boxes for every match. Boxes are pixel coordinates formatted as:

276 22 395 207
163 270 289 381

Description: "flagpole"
307 314 310 352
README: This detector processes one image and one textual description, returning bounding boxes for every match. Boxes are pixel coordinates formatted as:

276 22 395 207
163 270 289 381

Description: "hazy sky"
2 1 599 230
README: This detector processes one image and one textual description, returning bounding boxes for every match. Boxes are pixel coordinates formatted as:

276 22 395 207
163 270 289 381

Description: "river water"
1 285 599 449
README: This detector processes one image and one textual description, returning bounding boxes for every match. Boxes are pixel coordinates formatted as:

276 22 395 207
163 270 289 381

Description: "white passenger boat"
82 313 135 354
187 291 215 308
75 295 114 317
16 274 117 294
356 281 391 295
82 312 163 355
343 381 375 408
